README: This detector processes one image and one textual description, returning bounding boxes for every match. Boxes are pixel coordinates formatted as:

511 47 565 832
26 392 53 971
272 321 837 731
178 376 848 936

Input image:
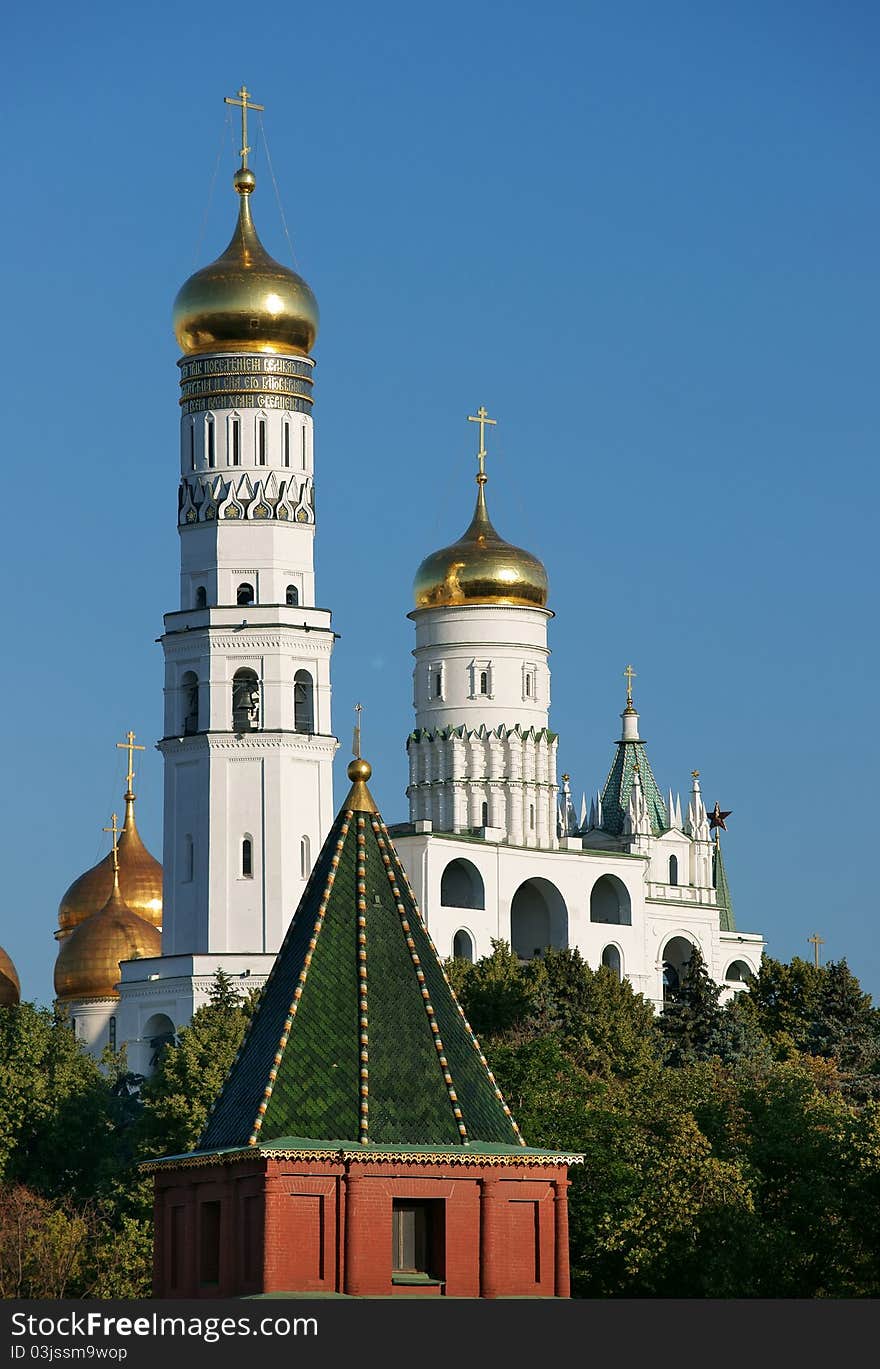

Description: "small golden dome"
54 877 161 1003
414 480 548 610
0 945 20 1007
347 758 372 783
57 793 162 940
173 168 318 357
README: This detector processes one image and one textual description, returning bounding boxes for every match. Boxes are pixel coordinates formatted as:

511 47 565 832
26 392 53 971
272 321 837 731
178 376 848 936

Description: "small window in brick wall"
392 1200 439 1280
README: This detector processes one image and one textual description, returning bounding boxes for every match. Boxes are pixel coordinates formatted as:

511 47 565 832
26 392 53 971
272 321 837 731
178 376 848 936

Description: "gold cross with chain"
103 813 121 874
224 85 265 169
623 663 637 706
467 406 497 481
807 933 825 968
117 730 145 797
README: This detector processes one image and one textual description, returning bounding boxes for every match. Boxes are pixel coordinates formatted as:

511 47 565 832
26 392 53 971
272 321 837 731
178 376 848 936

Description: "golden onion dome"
0 944 20 1007
414 477 549 610
173 167 319 357
54 876 161 1003
57 793 162 940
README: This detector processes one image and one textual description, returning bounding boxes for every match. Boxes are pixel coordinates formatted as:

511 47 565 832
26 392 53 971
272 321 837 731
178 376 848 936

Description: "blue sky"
3 1 878 1003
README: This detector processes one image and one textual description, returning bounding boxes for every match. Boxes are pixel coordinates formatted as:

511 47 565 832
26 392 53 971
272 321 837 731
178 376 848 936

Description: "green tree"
445 940 540 1039
660 944 726 1066
0 1001 121 1200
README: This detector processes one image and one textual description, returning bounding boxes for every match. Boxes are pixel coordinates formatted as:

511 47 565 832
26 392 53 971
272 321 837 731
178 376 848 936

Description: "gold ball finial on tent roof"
347 758 372 783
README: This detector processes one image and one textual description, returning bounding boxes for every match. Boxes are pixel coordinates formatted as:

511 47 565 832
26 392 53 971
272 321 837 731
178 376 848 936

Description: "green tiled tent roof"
199 763 523 1152
600 737 668 836
713 838 736 933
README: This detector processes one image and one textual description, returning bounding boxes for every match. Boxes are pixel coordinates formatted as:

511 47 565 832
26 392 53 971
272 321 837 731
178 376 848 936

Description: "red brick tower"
147 759 581 1297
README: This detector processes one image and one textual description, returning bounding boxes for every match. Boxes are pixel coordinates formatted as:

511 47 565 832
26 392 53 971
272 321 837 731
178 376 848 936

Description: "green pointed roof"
199 760 523 1153
713 837 736 933
600 717 668 837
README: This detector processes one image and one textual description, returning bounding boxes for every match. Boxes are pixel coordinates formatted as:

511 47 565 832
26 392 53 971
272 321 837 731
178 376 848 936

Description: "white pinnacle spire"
579 792 587 831
686 771 710 842
624 766 652 837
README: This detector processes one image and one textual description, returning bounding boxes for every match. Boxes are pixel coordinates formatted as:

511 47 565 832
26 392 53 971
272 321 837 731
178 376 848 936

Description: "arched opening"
510 878 568 961
589 874 632 925
108 1016 117 1052
205 415 215 468
236 583 255 606
481 801 489 827
601 944 623 981
286 584 299 606
232 668 260 732
241 837 253 878
433 671 442 698
283 421 291 467
294 670 314 733
181 670 199 735
669 854 679 886
183 834 193 883
300 836 310 879
453 929 474 963
143 1012 176 1071
230 415 241 466
194 585 207 609
440 859 485 910
479 670 489 695
257 418 267 465
725 960 754 986
662 935 695 1002
189 422 195 471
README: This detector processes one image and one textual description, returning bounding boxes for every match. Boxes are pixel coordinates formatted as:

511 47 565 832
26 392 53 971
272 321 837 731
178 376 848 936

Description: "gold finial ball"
347 758 372 783
233 167 256 195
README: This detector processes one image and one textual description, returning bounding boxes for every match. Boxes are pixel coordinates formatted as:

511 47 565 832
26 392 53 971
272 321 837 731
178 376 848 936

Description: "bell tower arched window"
283 421 291 468
230 415 241 466
257 418 267 466
232 668 260 731
669 854 679 886
294 670 315 733
286 584 299 606
181 671 199 735
194 586 207 609
236 583 255 606
241 837 253 878
205 415 215 469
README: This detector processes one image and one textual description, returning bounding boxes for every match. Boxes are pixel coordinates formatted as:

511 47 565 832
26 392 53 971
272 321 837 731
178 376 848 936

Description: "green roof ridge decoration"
599 737 668 836
408 724 557 745
199 759 524 1153
713 837 736 932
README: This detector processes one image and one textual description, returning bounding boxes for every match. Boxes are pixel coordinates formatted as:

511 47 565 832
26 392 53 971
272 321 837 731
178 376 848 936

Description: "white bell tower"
159 88 337 958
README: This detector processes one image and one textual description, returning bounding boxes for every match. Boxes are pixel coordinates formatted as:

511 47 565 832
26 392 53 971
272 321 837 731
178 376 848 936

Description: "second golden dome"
413 480 549 610
54 881 161 1003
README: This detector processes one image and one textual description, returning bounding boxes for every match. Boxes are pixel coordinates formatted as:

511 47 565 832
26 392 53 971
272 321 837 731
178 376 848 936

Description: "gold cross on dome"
103 813 121 873
623 663 637 706
353 702 363 759
807 933 825 968
116 730 145 797
224 85 265 169
467 405 497 481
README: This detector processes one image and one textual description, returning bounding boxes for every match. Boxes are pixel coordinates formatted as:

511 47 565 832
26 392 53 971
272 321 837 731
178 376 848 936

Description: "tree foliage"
4 951 880 1298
